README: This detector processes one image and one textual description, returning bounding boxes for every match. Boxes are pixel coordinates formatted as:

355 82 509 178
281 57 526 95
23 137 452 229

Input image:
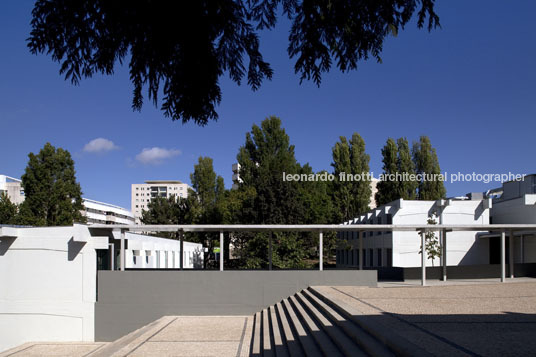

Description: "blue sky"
1 1 535 210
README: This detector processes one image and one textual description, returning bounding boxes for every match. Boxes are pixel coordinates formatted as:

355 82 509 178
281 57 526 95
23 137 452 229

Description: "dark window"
386 248 393 267
369 248 374 266
377 249 382 267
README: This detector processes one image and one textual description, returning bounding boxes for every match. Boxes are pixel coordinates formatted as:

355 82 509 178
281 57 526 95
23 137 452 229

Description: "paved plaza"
2 279 535 356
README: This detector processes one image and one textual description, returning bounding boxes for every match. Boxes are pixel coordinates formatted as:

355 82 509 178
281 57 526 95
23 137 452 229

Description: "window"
135 205 138 208
136 187 139 190
377 249 382 267
386 248 393 267
369 248 374 266
136 193 139 196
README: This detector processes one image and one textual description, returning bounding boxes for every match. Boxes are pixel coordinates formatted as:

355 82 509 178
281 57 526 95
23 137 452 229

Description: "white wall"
393 200 490 267
0 225 108 352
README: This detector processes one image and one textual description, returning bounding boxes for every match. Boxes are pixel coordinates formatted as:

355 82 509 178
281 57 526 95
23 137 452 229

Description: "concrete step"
275 302 303 356
295 291 367 357
269 305 289 357
262 309 274 357
302 289 394 357
281 298 322 357
288 295 343 357
251 311 262 356
90 316 176 357
308 287 433 357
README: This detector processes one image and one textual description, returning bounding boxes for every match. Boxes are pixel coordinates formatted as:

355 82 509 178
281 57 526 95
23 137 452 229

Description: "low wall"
95 270 377 341
375 263 536 281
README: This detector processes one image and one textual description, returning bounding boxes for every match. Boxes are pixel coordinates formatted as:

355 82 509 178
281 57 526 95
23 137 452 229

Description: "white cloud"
83 138 119 153
135 147 181 165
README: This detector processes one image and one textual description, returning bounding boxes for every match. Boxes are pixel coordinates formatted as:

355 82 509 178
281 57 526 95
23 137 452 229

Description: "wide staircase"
249 287 431 357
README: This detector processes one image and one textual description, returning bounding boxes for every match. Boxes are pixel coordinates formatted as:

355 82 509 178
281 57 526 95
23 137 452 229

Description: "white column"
120 230 126 271
421 231 426 286
359 231 363 270
220 231 224 272
269 232 273 271
501 231 506 282
179 230 184 270
509 230 514 278
319 231 323 271
442 229 447 281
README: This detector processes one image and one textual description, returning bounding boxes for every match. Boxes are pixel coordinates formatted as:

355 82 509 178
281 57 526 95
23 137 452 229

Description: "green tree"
412 136 446 200
141 195 196 238
236 116 308 268
331 133 371 222
420 213 441 266
376 138 399 206
28 1 439 125
397 137 418 200
20 143 85 226
0 193 18 225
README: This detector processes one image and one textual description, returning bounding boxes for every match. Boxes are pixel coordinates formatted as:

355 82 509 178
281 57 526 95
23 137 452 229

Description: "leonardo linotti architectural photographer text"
282 171 526 184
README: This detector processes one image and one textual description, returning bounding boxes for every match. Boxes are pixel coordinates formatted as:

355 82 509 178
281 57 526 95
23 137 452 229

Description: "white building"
0 225 203 352
0 175 24 205
82 198 135 225
337 196 492 268
131 180 192 222
232 163 242 190
486 174 536 264
0 174 134 226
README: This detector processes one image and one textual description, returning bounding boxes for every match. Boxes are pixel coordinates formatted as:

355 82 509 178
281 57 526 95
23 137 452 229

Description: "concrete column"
359 231 363 270
509 230 514 278
108 243 115 271
179 230 184 270
421 231 426 286
220 231 224 272
269 232 273 271
120 230 125 271
501 231 505 282
319 231 323 271
521 235 524 264
442 229 447 281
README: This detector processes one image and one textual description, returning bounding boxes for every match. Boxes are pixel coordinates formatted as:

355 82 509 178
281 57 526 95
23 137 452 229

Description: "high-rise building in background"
0 175 25 205
131 180 192 223
231 163 242 189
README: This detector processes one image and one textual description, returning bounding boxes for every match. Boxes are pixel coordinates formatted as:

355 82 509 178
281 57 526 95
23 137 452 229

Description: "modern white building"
486 174 536 264
0 175 25 204
131 180 192 222
81 198 135 225
0 224 203 352
337 196 492 268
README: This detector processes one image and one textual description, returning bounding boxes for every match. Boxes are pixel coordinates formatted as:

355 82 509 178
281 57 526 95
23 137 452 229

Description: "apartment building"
1 173 133 225
131 180 192 222
82 198 135 225
0 175 25 205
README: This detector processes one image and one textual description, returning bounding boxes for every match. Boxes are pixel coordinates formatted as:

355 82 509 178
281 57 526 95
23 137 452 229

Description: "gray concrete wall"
375 263 536 281
95 270 377 341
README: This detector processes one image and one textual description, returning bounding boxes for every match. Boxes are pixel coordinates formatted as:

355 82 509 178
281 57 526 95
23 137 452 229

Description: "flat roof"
88 224 536 233
143 180 184 184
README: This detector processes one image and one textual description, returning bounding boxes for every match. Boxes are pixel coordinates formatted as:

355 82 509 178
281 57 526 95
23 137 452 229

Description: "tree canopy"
28 0 440 125
20 143 85 226
0 193 18 225
331 133 371 221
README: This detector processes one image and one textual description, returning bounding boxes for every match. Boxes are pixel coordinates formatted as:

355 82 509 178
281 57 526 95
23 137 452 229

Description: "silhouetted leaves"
28 0 439 125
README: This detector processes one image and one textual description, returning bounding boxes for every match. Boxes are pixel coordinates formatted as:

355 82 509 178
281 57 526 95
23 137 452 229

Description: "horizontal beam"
88 224 536 233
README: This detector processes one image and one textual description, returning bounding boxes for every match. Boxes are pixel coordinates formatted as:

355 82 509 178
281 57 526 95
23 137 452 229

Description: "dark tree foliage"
0 193 18 225
28 0 439 125
20 143 85 226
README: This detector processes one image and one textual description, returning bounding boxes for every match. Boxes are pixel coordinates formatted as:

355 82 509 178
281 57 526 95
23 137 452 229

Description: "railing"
88 224 536 286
